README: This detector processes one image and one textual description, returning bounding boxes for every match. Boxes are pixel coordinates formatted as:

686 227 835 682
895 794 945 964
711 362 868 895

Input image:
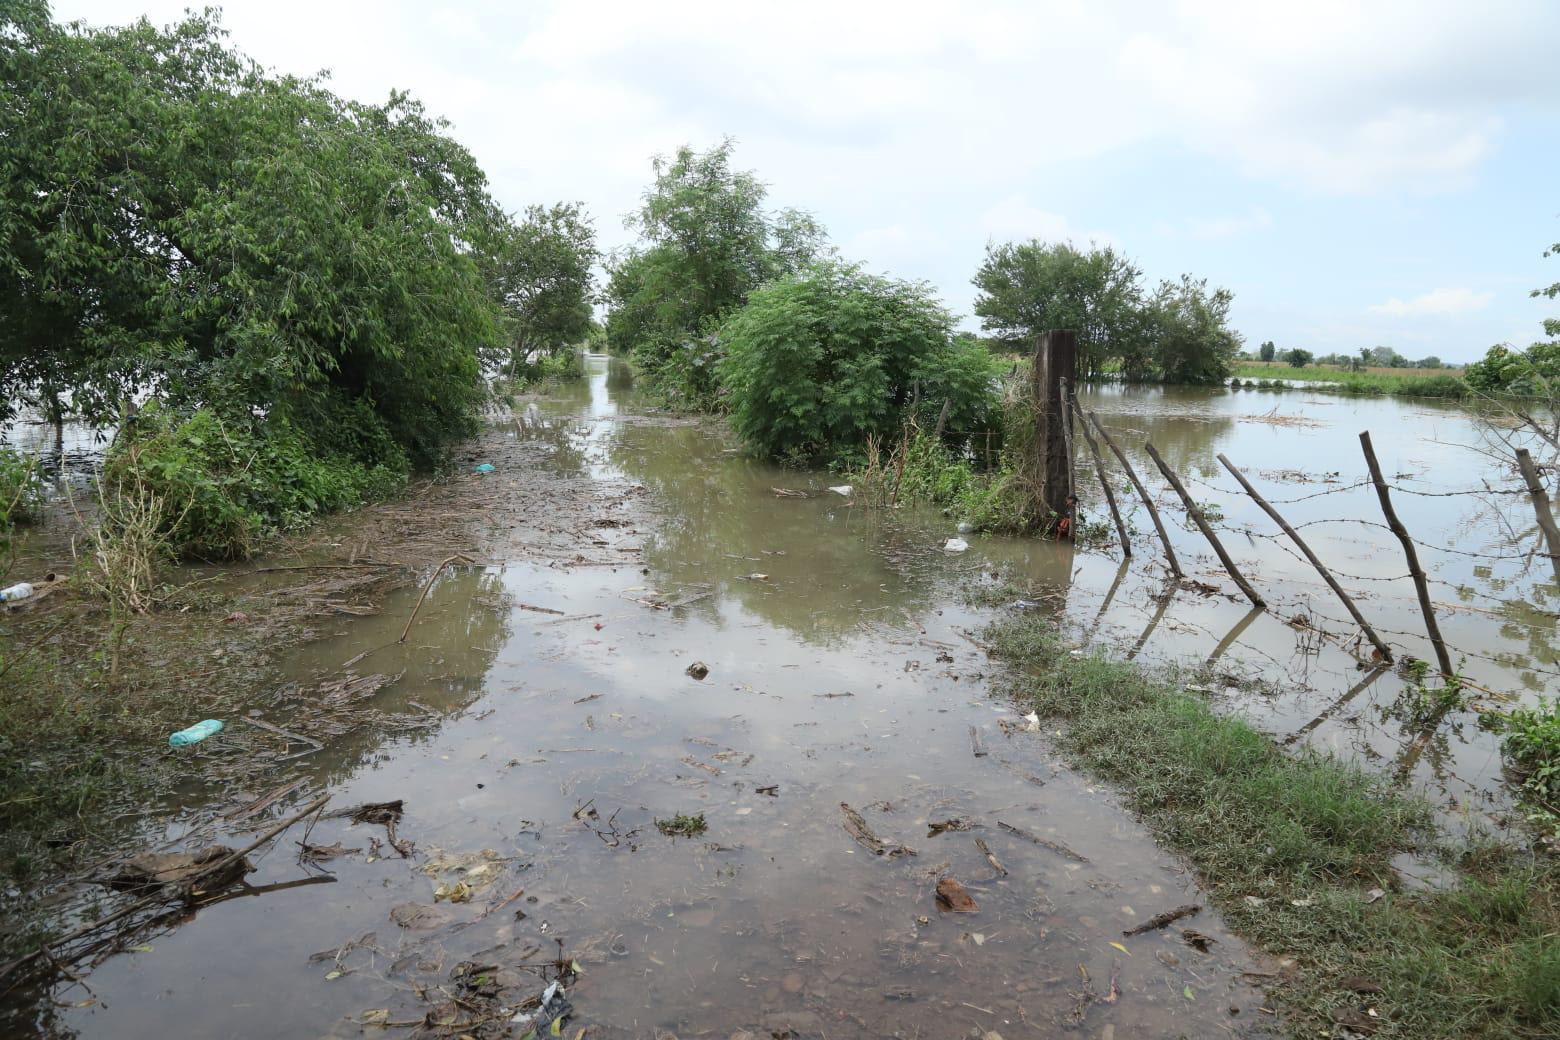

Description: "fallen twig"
399 553 475 643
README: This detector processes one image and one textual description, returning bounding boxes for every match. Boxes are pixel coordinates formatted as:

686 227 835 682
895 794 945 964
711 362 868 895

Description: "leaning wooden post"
1071 396 1129 555
1515 448 1560 587
1144 442 1265 608
1359 431 1454 678
1031 331 1077 532
1088 411 1182 578
1218 452 1392 662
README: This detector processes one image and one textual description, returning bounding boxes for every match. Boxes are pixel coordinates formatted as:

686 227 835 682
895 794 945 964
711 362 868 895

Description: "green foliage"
1497 699 1560 805
718 262 984 461
1285 347 1314 367
1464 341 1560 396
972 240 1240 384
1 8 506 467
604 139 829 406
973 240 1148 379
655 812 708 837
108 403 404 559
1147 275 1243 384
1258 340 1276 362
0 446 41 528
508 348 584 391
491 202 597 369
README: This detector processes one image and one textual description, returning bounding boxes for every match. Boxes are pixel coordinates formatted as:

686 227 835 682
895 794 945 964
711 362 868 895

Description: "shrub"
718 262 988 461
107 403 406 559
0 447 41 528
1499 698 1560 804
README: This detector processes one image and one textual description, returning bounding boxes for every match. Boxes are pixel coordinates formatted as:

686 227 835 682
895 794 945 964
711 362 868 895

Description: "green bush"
1499 698 1560 804
0 447 41 528
718 262 990 461
108 404 406 559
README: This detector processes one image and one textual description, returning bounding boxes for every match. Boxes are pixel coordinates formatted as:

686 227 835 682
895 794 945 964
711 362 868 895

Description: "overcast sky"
54 0 1560 361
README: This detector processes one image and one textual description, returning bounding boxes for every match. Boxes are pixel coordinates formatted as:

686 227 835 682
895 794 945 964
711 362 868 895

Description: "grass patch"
1230 362 1470 399
983 606 1559 1039
655 812 708 837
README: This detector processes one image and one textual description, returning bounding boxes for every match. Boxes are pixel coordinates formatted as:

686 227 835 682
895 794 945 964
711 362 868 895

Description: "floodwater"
10 356 1552 1038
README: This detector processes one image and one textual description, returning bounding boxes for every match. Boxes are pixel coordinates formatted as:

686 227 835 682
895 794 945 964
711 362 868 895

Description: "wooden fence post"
1087 411 1183 579
1515 448 1560 587
1070 396 1129 555
1058 376 1077 521
1218 452 1392 662
1032 332 1077 529
1144 442 1265 608
1359 431 1454 678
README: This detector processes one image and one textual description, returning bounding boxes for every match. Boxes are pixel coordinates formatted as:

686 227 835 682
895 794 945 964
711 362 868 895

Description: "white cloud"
979 196 1112 247
1370 287 1495 317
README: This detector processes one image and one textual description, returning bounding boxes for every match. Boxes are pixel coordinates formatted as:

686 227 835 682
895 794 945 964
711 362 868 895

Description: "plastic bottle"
0 582 33 603
169 719 224 747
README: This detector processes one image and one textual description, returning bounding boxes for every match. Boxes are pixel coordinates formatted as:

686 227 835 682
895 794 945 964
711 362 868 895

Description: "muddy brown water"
9 356 1553 1037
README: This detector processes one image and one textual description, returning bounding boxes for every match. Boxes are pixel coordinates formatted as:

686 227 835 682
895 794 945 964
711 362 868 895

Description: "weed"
1496 699 1560 811
655 812 708 837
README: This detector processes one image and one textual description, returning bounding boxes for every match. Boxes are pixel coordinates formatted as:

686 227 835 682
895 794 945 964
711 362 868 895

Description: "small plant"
655 812 708 837
1498 699 1560 805
0 447 42 528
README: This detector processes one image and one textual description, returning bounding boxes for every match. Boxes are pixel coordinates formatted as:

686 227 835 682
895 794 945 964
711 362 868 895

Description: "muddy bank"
2 359 1279 1038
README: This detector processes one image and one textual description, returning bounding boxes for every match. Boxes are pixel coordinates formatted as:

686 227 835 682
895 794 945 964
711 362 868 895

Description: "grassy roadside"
983 606 1558 1039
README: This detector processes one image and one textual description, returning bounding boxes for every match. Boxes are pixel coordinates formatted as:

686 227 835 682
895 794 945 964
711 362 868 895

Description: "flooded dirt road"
13 359 1275 1038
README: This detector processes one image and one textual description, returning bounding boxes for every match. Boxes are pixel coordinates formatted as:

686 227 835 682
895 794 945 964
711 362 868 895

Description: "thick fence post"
1359 431 1454 678
1515 448 1560 587
1218 452 1392 662
1088 411 1183 579
1032 331 1077 530
1144 442 1265 608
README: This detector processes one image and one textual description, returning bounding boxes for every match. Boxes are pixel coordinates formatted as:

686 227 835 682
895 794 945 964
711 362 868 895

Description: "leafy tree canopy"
0 5 527 465
490 202 598 367
973 239 1239 384
603 138 829 406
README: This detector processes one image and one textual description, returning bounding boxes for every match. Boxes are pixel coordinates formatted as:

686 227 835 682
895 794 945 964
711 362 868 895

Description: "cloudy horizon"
54 0 1560 362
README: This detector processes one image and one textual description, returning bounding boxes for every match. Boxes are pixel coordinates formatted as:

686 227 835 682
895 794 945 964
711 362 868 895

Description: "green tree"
491 202 597 371
1286 348 1314 368
603 139 828 406
972 240 1148 379
1147 276 1242 384
1258 340 1277 362
718 262 991 461
0 7 506 465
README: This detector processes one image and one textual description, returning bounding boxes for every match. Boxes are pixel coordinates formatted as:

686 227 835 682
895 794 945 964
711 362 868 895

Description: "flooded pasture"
7 356 1553 1038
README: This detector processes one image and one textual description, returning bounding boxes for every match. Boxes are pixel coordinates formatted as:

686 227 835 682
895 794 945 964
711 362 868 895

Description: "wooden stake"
1032 332 1077 526
1515 448 1560 586
1144 443 1265 608
1359 431 1453 677
1058 377 1077 522
1087 411 1182 578
1218 453 1391 662
1071 395 1129 555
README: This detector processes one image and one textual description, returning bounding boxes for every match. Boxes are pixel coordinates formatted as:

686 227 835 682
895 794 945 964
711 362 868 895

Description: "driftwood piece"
996 820 1089 863
974 837 1007 877
1122 903 1200 936
840 802 916 858
109 846 251 895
